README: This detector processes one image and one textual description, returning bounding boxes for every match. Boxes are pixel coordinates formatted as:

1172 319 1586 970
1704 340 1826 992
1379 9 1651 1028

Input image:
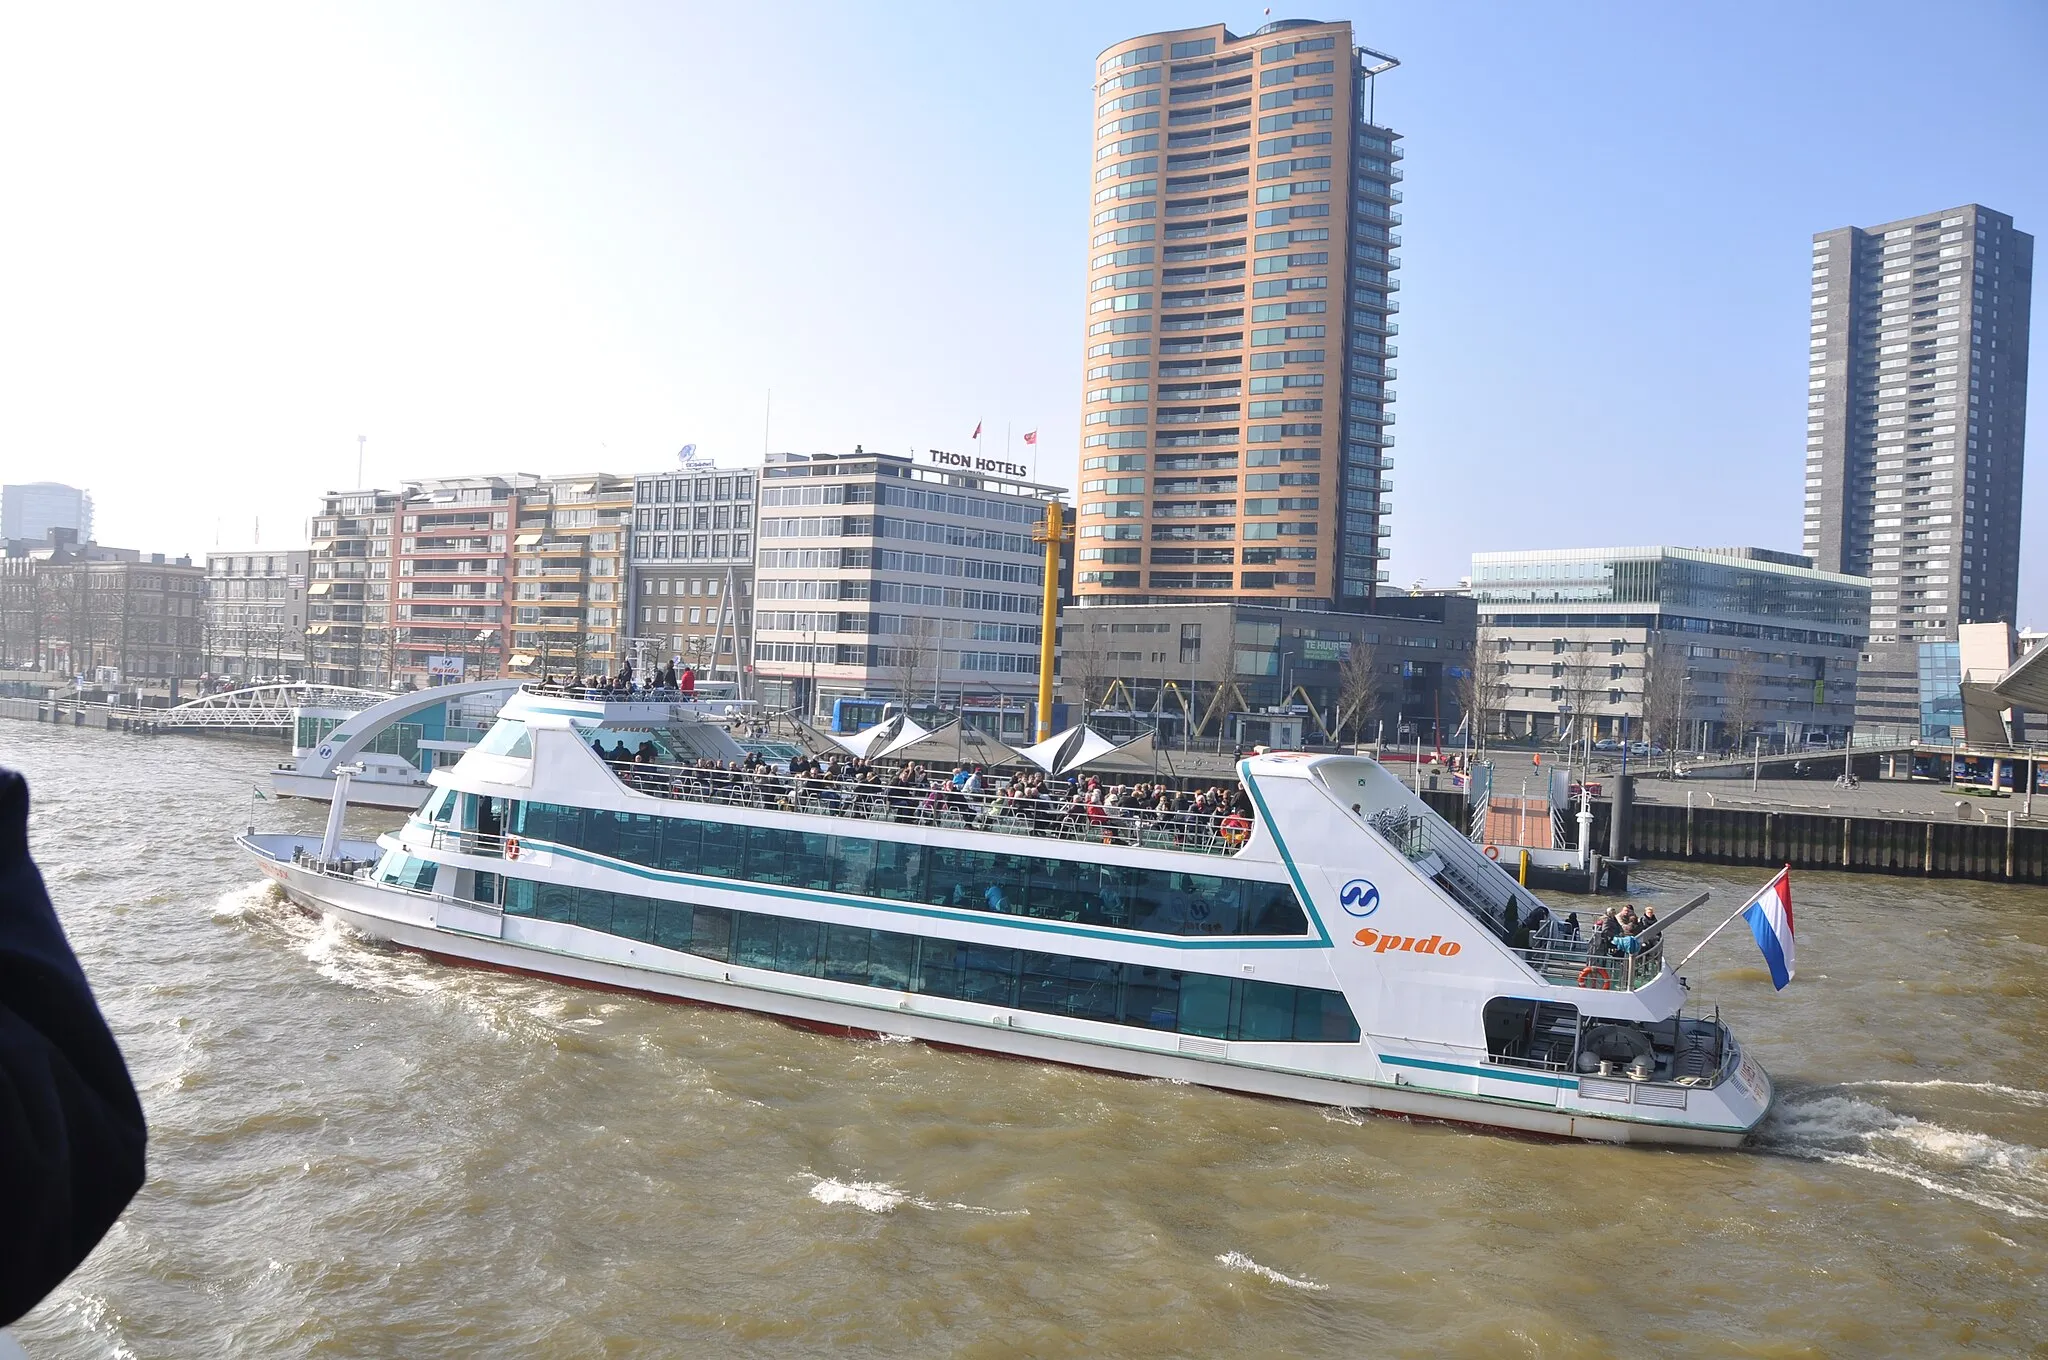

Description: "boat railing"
412 825 510 858
1363 805 1522 935
287 845 385 879
602 761 1250 858
518 681 751 716
1521 936 1665 992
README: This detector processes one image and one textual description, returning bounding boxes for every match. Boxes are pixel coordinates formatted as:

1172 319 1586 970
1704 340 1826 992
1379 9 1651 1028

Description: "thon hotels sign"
927 448 1029 480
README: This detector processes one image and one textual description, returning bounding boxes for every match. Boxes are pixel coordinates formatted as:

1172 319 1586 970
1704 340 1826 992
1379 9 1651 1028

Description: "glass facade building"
1470 546 1871 745
1076 19 1401 611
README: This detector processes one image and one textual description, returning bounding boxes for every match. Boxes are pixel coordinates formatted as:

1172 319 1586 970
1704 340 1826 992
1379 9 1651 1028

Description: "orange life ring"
1577 965 1612 990
505 835 521 862
1483 844 1500 860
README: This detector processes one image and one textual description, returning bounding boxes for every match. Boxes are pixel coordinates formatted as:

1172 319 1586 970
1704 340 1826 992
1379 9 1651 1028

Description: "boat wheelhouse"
243 685 1773 1146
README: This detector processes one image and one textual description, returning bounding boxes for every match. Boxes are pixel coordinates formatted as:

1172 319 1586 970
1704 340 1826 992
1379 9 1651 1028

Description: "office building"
1470 547 1870 747
205 549 311 680
1 482 93 545
1076 19 1400 610
1062 594 1473 748
752 448 1064 725
627 462 757 682
1805 206 2033 641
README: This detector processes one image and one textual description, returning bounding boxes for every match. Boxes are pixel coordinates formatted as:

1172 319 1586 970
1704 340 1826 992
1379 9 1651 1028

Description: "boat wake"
1216 1251 1329 1292
1836 1078 2048 1109
1758 1087 2047 1221
802 1174 1027 1217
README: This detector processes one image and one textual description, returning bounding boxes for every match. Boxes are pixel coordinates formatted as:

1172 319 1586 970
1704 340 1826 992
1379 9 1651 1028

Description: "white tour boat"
241 685 1774 1146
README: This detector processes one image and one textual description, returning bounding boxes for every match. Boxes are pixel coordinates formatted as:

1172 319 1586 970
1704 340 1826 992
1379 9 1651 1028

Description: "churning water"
6 722 2046 1357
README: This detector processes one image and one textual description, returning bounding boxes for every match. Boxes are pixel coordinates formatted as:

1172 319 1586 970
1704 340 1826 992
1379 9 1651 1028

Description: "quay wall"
1418 787 2048 885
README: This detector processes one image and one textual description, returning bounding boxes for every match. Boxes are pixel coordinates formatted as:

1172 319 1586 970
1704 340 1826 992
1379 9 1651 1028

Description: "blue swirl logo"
1339 878 1380 918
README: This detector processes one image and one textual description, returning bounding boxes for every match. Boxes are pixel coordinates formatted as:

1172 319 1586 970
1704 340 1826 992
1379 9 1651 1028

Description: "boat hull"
244 837 1756 1149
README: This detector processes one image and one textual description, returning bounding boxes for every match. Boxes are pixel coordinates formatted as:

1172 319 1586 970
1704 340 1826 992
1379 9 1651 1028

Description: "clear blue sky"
2 2 2044 613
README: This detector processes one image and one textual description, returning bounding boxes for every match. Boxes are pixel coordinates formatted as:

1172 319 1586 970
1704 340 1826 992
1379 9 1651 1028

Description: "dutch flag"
1741 866 1796 990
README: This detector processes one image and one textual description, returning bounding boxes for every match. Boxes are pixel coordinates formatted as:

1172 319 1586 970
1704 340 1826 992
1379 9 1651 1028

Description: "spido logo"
1352 927 1462 957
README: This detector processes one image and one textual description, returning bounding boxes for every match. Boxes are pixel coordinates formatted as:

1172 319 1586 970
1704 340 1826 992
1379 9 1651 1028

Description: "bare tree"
1336 638 1386 745
1721 653 1760 754
1639 639 1687 756
1192 628 1245 742
1560 641 1604 747
1059 618 1112 718
1455 628 1511 751
889 614 938 708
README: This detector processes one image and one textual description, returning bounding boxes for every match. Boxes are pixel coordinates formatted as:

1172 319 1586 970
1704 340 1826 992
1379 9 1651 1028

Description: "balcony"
1160 313 1244 333
1162 243 1246 264
1152 502 1238 519
1165 148 1248 172
1156 432 1241 448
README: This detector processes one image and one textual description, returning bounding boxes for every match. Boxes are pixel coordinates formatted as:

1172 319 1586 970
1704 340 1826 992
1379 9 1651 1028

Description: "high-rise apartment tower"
1804 205 2033 643
1076 19 1400 611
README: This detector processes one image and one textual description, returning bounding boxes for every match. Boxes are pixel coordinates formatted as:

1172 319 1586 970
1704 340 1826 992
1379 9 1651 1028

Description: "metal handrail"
1522 937 1665 992
601 761 1251 858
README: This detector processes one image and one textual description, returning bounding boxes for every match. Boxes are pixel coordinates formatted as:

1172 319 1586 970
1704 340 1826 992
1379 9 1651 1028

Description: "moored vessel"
243 685 1773 1146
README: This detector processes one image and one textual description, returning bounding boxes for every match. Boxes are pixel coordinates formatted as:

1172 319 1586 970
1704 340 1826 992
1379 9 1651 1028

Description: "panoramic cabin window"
474 719 532 758
423 787 457 824
373 850 441 895
509 801 1311 939
498 878 1359 1043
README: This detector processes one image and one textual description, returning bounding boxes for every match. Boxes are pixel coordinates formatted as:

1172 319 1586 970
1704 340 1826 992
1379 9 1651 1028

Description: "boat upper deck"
595 755 1259 860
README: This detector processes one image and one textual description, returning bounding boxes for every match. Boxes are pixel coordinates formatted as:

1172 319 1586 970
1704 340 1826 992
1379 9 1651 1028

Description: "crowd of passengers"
530 661 697 699
589 743 1257 850
1501 899 1661 961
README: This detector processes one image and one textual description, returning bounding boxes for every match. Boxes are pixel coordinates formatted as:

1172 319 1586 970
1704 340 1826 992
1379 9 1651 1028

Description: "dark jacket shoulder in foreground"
0 767 147 1327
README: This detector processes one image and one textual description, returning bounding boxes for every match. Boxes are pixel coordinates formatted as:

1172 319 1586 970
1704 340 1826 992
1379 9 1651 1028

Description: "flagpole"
1673 866 1787 973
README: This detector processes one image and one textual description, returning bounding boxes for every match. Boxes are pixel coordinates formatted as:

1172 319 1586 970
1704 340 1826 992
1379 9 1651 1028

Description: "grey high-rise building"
1804 205 2033 645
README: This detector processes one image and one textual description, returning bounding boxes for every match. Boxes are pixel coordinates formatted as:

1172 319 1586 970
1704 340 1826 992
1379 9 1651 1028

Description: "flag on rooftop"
1023 430 1038 445
1741 866 1796 990
972 421 982 440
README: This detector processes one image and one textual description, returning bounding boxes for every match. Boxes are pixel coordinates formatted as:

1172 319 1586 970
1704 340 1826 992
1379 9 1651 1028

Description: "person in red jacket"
0 767 147 1327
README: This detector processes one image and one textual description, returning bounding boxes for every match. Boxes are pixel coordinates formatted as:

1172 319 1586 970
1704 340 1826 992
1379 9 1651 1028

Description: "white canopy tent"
1005 725 1156 779
827 712 958 762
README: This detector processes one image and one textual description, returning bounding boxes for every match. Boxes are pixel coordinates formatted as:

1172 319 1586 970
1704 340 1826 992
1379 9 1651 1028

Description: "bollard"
1608 774 1632 861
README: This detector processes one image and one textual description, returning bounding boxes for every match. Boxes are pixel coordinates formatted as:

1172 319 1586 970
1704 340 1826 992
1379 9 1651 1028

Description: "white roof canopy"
828 712 951 761
1006 725 1154 778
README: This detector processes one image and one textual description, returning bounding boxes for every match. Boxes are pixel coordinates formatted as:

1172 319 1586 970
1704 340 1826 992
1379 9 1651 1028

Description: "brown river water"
5 722 2045 1357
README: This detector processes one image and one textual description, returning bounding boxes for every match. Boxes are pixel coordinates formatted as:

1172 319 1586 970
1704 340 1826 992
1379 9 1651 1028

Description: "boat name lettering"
1351 927 1461 957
